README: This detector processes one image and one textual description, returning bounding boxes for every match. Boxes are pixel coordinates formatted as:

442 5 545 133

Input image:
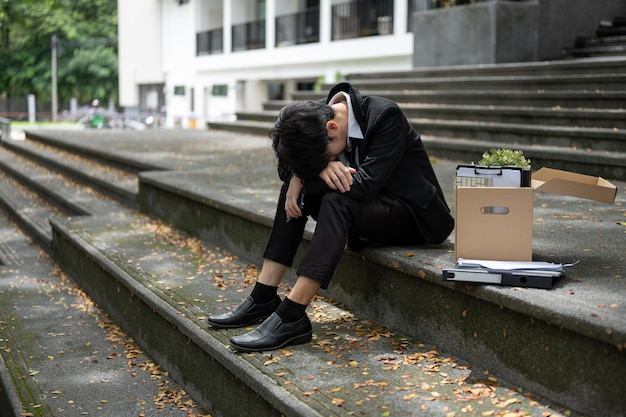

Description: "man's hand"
285 175 304 219
319 161 356 193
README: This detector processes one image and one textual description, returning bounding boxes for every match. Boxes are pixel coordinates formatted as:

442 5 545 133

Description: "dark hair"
270 101 334 179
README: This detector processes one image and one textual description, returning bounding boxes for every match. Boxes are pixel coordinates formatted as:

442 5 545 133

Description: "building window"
197 28 224 55
174 86 186 96
332 0 394 41
212 85 228 96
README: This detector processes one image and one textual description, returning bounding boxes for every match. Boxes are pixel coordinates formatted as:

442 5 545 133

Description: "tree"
0 0 118 116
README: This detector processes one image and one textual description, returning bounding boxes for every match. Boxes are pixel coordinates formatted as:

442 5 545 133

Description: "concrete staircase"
563 16 626 58
209 57 626 181
0 129 624 417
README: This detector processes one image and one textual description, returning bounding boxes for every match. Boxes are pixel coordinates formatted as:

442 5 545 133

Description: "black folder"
442 268 558 289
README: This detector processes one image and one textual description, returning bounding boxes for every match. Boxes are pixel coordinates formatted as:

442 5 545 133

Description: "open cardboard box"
531 167 617 203
455 167 617 261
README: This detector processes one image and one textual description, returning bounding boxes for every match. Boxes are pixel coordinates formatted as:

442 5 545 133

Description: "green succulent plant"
478 145 531 169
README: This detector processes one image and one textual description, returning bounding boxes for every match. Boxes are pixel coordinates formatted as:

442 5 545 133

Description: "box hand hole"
480 206 510 215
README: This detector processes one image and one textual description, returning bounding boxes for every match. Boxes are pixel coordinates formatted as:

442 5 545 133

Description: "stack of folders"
442 259 579 289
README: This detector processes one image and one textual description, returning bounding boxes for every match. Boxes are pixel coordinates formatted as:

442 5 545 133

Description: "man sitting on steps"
208 82 454 352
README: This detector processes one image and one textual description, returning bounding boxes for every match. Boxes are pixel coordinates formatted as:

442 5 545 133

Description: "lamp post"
51 35 58 122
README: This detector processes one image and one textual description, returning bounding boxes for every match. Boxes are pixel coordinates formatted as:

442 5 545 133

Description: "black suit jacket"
303 82 454 244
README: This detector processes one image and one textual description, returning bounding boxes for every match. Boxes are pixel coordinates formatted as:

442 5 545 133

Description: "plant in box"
476 145 531 187
478 145 531 170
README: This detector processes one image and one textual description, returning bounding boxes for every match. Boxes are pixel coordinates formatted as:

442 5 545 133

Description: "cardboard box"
455 168 617 261
531 167 617 203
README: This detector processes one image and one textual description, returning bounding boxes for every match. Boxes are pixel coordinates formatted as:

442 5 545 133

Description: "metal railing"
232 20 266 52
275 8 320 47
428 0 489 8
197 28 224 55
0 117 10 144
332 0 394 41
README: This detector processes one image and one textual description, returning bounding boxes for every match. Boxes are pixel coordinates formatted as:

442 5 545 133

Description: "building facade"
118 0 417 128
118 0 415 127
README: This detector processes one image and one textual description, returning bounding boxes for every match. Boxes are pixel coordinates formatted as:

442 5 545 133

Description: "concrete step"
577 34 626 48
0 170 60 250
400 104 626 129
346 56 626 79
208 120 272 136
264 100 291 112
0 205 208 416
410 118 625 152
565 44 626 58
234 110 626 151
3 138 139 207
421 136 626 182
23 130 160 172
242 106 626 130
331 73 626 91
597 25 626 37
292 89 626 109
206 120 626 180
0 146 126 216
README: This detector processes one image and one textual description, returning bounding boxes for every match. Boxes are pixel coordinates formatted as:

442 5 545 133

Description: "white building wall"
161 1 198 125
117 0 164 108
118 0 414 128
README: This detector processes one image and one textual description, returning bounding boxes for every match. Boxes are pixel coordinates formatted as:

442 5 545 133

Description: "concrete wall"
413 0 626 67
413 0 538 67
536 0 626 60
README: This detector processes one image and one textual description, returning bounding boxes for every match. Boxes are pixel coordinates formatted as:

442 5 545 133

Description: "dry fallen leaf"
496 398 521 408
331 398 346 406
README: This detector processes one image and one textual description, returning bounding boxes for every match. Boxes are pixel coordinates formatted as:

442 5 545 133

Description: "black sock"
250 282 278 304
276 298 307 323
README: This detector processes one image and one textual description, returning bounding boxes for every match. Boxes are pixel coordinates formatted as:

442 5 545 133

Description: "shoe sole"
229 331 313 353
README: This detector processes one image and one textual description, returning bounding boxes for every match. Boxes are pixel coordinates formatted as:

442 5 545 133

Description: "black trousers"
263 182 426 289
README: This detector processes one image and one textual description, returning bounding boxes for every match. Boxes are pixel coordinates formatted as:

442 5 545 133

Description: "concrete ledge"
23 130 161 173
48 209 624 417
204 122 626 180
412 119 625 151
421 137 626 181
50 216 321 417
4 138 139 207
0 172 54 251
51 212 581 417
137 167 626 416
343 73 626 92
0 353 25 417
239 106 626 130
349 56 626 78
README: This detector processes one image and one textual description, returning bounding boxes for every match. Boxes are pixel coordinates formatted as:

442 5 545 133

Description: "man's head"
270 101 333 179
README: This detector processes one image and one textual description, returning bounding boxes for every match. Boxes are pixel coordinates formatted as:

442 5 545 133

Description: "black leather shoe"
229 312 312 352
207 295 281 329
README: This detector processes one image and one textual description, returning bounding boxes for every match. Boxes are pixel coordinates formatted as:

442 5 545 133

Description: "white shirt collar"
329 92 364 140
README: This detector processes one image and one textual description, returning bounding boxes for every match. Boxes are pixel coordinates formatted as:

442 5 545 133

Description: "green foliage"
0 0 118 109
478 145 531 169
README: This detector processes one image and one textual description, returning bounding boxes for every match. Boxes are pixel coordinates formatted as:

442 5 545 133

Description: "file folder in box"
456 165 530 188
